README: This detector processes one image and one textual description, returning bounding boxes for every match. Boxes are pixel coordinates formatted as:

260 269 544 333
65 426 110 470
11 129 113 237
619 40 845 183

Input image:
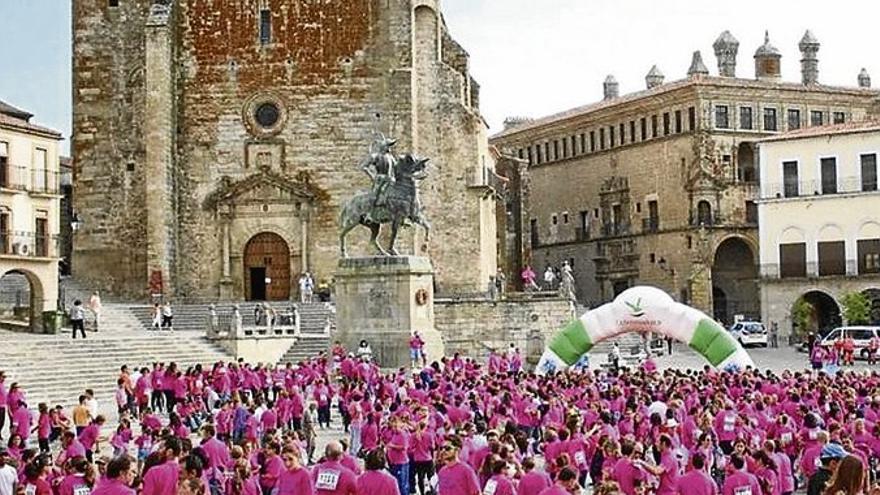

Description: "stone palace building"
491 31 880 323
72 0 499 300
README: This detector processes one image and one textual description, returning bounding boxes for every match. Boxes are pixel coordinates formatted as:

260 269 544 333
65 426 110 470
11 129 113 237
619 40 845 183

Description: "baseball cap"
820 443 848 460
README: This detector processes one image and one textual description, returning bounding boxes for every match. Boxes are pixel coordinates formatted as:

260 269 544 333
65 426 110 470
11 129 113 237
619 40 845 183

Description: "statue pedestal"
335 256 440 369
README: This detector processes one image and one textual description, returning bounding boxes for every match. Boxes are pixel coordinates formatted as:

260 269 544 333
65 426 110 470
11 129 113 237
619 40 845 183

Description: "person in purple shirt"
721 455 762 495
56 431 86 468
517 457 551 495
357 447 400 495
142 436 182 495
78 415 106 463
437 441 480 495
674 453 717 495
277 445 312 495
311 441 357 494
0 371 7 442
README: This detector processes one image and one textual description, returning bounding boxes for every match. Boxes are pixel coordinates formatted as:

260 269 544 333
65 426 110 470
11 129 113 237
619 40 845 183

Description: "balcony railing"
575 227 590 241
0 164 28 191
30 169 61 195
689 214 724 227
761 260 863 279
761 177 879 199
642 217 660 233
601 222 630 237
0 231 59 258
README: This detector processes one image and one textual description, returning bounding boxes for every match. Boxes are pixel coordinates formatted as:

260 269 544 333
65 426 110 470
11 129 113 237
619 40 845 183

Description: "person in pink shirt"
517 457 551 495
0 372 7 441
385 416 411 495
674 452 717 495
720 455 761 495
484 458 517 495
57 456 91 495
56 431 86 468
311 441 357 495
357 447 401 495
142 436 182 495
35 403 52 454
537 467 579 495
78 415 106 463
198 424 231 483
437 441 481 495
258 441 283 494
10 401 30 448
411 421 436 495
277 445 312 495
91 455 136 495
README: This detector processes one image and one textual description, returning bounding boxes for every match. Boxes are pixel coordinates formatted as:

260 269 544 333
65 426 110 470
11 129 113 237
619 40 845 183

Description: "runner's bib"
723 415 735 432
780 432 792 444
25 485 36 495
734 487 752 495
574 451 586 466
74 485 90 495
315 469 341 491
483 479 498 495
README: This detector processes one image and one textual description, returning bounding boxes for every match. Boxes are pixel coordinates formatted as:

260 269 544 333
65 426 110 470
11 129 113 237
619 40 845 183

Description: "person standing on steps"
151 303 161 331
88 291 102 332
161 302 173 331
0 372 7 442
70 300 86 340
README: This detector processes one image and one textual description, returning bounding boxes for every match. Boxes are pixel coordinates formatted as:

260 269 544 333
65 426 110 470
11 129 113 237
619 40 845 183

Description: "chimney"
799 30 820 85
645 65 665 89
858 68 872 88
754 31 782 81
687 51 709 78
603 75 619 100
713 31 739 77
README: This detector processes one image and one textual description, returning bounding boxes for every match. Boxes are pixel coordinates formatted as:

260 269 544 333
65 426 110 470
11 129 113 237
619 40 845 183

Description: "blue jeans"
390 463 410 495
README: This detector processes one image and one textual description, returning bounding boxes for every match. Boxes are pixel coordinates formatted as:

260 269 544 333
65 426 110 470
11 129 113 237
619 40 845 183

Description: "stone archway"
712 237 759 325
0 269 45 332
243 232 290 301
798 290 842 335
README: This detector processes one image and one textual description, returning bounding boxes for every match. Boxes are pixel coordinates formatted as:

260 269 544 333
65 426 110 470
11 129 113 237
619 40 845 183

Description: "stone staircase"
0 330 232 412
277 336 332 365
128 301 336 334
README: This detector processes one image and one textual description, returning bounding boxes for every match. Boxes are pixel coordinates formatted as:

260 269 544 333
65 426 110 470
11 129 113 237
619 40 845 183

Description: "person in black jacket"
807 443 847 495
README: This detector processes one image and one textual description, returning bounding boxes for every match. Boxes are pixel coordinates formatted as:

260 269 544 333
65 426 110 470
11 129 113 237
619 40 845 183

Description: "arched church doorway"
712 237 759 325
244 232 290 301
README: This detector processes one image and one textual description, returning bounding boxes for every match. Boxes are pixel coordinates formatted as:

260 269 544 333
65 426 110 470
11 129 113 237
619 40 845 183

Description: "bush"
840 292 871 325
791 297 812 336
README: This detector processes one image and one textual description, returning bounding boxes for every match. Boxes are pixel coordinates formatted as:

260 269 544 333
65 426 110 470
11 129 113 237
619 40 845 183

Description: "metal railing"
30 169 61 195
0 164 28 191
0 231 58 258
601 222 630 237
761 177 879 199
642 217 660 233
575 227 590 241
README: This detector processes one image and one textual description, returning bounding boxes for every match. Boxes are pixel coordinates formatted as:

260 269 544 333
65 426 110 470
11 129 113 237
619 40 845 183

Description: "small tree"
840 291 871 325
791 297 813 336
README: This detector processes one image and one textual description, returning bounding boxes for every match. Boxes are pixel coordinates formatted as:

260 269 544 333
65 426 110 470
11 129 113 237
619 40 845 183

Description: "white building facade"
758 122 880 336
0 100 62 332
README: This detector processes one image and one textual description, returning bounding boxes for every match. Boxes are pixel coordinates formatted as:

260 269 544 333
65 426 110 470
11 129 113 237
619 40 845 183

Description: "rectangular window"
526 147 533 165
833 112 846 125
818 241 846 276
746 201 758 224
578 211 590 241
811 111 824 127
821 157 837 194
641 118 647 141
788 109 801 131
861 154 878 191
33 148 48 193
609 126 615 147
517 149 524 160
764 108 778 131
740 107 753 130
535 145 542 164
108 0 119 7
0 212 8 254
561 138 568 159
783 161 799 198
259 9 272 45
551 214 558 226
675 110 682 133
715 105 729 129
647 200 659 232
571 135 577 156
0 141 7 188
590 131 596 152
651 115 659 138
35 217 48 257
599 128 606 150
563 213 569 224
630 121 636 143
544 143 550 162
620 123 626 145
663 112 671 135
779 243 807 278
553 140 559 160
688 106 696 131
580 134 586 155
858 239 880 274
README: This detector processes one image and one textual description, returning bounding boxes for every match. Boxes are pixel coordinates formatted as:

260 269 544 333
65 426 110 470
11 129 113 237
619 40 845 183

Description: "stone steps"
0 332 232 410
278 337 331 365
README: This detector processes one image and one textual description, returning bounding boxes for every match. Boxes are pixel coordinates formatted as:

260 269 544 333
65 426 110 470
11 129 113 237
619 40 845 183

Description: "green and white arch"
537 286 754 374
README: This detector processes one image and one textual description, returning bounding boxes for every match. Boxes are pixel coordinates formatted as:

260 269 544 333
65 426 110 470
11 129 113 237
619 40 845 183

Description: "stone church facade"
491 32 879 324
72 0 498 300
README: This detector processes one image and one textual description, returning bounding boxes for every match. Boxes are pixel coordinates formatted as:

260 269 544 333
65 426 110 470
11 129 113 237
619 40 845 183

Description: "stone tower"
859 68 872 88
72 0 498 300
645 65 664 89
603 75 619 100
754 31 782 81
713 31 739 77
799 30 820 85
687 51 710 78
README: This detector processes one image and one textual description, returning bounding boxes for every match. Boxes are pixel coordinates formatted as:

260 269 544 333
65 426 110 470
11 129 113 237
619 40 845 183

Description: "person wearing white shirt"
0 448 17 495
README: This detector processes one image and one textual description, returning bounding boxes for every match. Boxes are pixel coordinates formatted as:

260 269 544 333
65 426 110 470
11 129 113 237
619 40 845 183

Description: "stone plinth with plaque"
334 256 440 369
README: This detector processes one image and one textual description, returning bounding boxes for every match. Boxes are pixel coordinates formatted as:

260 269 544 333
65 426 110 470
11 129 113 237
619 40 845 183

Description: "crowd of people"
1 343 879 495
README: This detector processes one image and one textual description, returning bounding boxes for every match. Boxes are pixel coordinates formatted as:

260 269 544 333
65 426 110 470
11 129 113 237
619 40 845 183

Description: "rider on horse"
359 134 398 222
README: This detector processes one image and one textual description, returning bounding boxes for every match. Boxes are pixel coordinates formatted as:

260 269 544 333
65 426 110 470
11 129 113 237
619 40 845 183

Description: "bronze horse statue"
339 154 431 257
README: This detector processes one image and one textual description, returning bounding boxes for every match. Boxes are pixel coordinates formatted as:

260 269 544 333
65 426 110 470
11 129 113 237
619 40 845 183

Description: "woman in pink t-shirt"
357 447 401 495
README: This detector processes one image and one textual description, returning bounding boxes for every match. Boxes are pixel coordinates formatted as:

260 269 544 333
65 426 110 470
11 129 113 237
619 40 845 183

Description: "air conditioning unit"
12 243 30 256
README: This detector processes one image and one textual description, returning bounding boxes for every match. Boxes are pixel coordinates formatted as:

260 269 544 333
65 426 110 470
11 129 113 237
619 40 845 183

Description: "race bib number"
808 430 817 440
320 395 328 402
734 487 752 495
74 486 90 495
574 451 586 466
315 469 341 491
483 480 498 495
780 432 792 444
25 485 36 495
723 415 735 432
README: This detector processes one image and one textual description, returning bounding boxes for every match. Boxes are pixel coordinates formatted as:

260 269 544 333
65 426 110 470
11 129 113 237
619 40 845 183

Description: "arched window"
697 200 712 226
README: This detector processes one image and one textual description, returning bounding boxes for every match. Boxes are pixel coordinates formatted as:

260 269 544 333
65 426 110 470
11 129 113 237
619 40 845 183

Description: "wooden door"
244 232 290 301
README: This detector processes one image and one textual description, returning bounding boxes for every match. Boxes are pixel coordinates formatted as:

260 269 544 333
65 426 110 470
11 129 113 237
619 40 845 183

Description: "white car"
729 321 768 347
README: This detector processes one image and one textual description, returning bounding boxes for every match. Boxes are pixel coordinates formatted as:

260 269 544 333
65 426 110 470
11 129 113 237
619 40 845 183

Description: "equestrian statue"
339 134 431 257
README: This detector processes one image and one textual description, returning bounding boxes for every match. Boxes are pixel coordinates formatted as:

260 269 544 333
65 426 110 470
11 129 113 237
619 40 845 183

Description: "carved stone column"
219 207 234 299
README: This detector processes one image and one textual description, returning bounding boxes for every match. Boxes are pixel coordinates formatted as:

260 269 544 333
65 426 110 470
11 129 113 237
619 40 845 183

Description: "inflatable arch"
537 286 755 374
